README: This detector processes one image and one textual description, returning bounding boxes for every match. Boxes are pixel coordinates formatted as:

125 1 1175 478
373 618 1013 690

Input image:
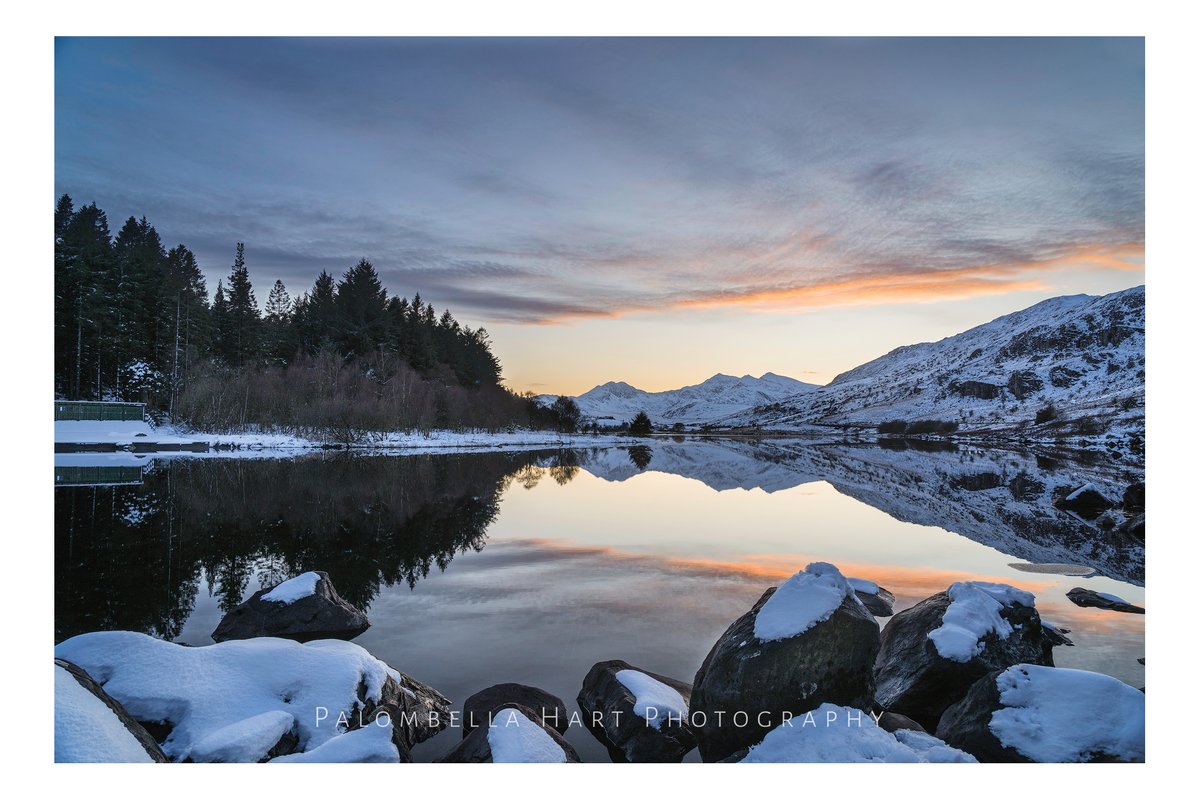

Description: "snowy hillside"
538 372 819 426
724 286 1145 438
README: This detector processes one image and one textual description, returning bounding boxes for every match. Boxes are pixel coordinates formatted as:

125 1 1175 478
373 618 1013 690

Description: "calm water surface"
55 439 1145 762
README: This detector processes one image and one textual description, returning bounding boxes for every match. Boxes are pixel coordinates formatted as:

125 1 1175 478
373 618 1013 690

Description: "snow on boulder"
1054 483 1115 519
1066 586 1145 614
577 659 695 762
438 703 580 763
212 570 370 643
847 577 896 617
873 582 1056 731
54 631 448 763
270 717 400 763
936 665 1145 762
690 563 880 762
728 703 975 763
462 683 569 738
928 582 1035 662
55 658 168 763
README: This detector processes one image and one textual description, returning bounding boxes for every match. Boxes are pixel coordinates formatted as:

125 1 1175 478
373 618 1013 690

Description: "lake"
54 438 1146 762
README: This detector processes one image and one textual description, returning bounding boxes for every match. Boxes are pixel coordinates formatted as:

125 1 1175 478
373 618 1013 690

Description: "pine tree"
219 243 261 366
629 411 653 436
333 258 388 358
264 279 294 363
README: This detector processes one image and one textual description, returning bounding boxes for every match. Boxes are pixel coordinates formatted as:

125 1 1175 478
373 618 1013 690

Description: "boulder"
873 582 1055 731
1053 483 1114 520
55 658 170 762
577 659 695 762
690 563 880 762
463 683 569 737
1123 481 1145 514
350 668 450 760
1066 587 1144 614
875 711 926 734
848 578 896 616
936 664 1145 762
437 703 580 763
212 571 370 643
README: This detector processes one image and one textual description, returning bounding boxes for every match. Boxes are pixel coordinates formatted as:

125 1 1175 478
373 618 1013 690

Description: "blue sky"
55 37 1144 392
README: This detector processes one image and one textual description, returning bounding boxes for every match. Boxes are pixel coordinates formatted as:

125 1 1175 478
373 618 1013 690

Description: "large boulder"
577 659 695 762
936 664 1145 762
1066 587 1144 614
690 563 881 762
212 571 370 643
1054 483 1115 519
352 668 450 758
463 683 569 737
873 582 1055 731
437 703 580 763
55 658 170 762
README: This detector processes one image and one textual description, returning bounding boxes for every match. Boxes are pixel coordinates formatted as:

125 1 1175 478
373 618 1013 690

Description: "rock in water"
577 659 695 762
211 571 370 643
1054 483 1115 519
55 658 169 763
437 704 580 763
1066 587 1144 614
353 669 450 758
462 683 569 737
936 664 1145 762
690 563 880 762
873 582 1055 731
848 578 896 616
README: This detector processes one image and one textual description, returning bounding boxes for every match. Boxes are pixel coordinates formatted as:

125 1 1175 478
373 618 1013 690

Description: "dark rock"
690 577 880 762
211 571 370 643
1007 370 1043 400
1066 587 1144 614
437 703 580 763
1053 484 1114 520
1123 481 1145 514
577 659 695 763
1007 473 1045 502
350 669 450 761
1049 366 1082 388
951 472 1003 492
463 683 568 737
851 582 896 617
934 670 1028 762
1115 513 1145 543
950 380 1002 400
55 658 170 763
873 588 1054 731
1039 622 1073 647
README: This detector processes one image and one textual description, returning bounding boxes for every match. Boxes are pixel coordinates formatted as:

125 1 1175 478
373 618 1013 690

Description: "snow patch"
614 670 688 730
55 665 154 763
261 572 322 604
989 664 1144 762
189 710 295 763
271 718 399 763
54 631 399 762
928 582 1035 662
486 707 568 763
847 577 880 594
754 562 861 642
739 703 976 763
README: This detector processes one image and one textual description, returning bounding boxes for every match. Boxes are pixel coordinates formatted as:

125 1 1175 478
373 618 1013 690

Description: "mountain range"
540 285 1145 445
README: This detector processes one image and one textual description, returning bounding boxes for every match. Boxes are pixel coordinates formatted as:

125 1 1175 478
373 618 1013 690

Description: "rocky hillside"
538 372 819 427
725 286 1145 446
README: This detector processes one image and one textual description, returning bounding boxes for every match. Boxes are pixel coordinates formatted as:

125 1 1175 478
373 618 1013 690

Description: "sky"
54 37 1144 395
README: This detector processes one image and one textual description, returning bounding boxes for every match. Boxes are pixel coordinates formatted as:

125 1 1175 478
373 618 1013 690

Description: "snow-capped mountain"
725 285 1145 436
538 372 819 426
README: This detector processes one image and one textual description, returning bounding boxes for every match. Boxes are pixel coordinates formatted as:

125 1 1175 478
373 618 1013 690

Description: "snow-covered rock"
848 577 896 617
53 631 447 763
936 664 1144 762
54 658 168 763
690 563 881 762
462 683 569 737
211 570 370 643
270 718 400 763
1066 587 1145 614
538 372 819 427
729 703 975 763
577 659 695 762
874 583 1056 730
438 704 580 763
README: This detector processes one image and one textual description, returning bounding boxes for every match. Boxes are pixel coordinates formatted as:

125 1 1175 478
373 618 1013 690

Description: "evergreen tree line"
54 194 543 433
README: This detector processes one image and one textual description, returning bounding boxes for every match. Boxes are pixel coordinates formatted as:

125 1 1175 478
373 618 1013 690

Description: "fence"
55 401 146 422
